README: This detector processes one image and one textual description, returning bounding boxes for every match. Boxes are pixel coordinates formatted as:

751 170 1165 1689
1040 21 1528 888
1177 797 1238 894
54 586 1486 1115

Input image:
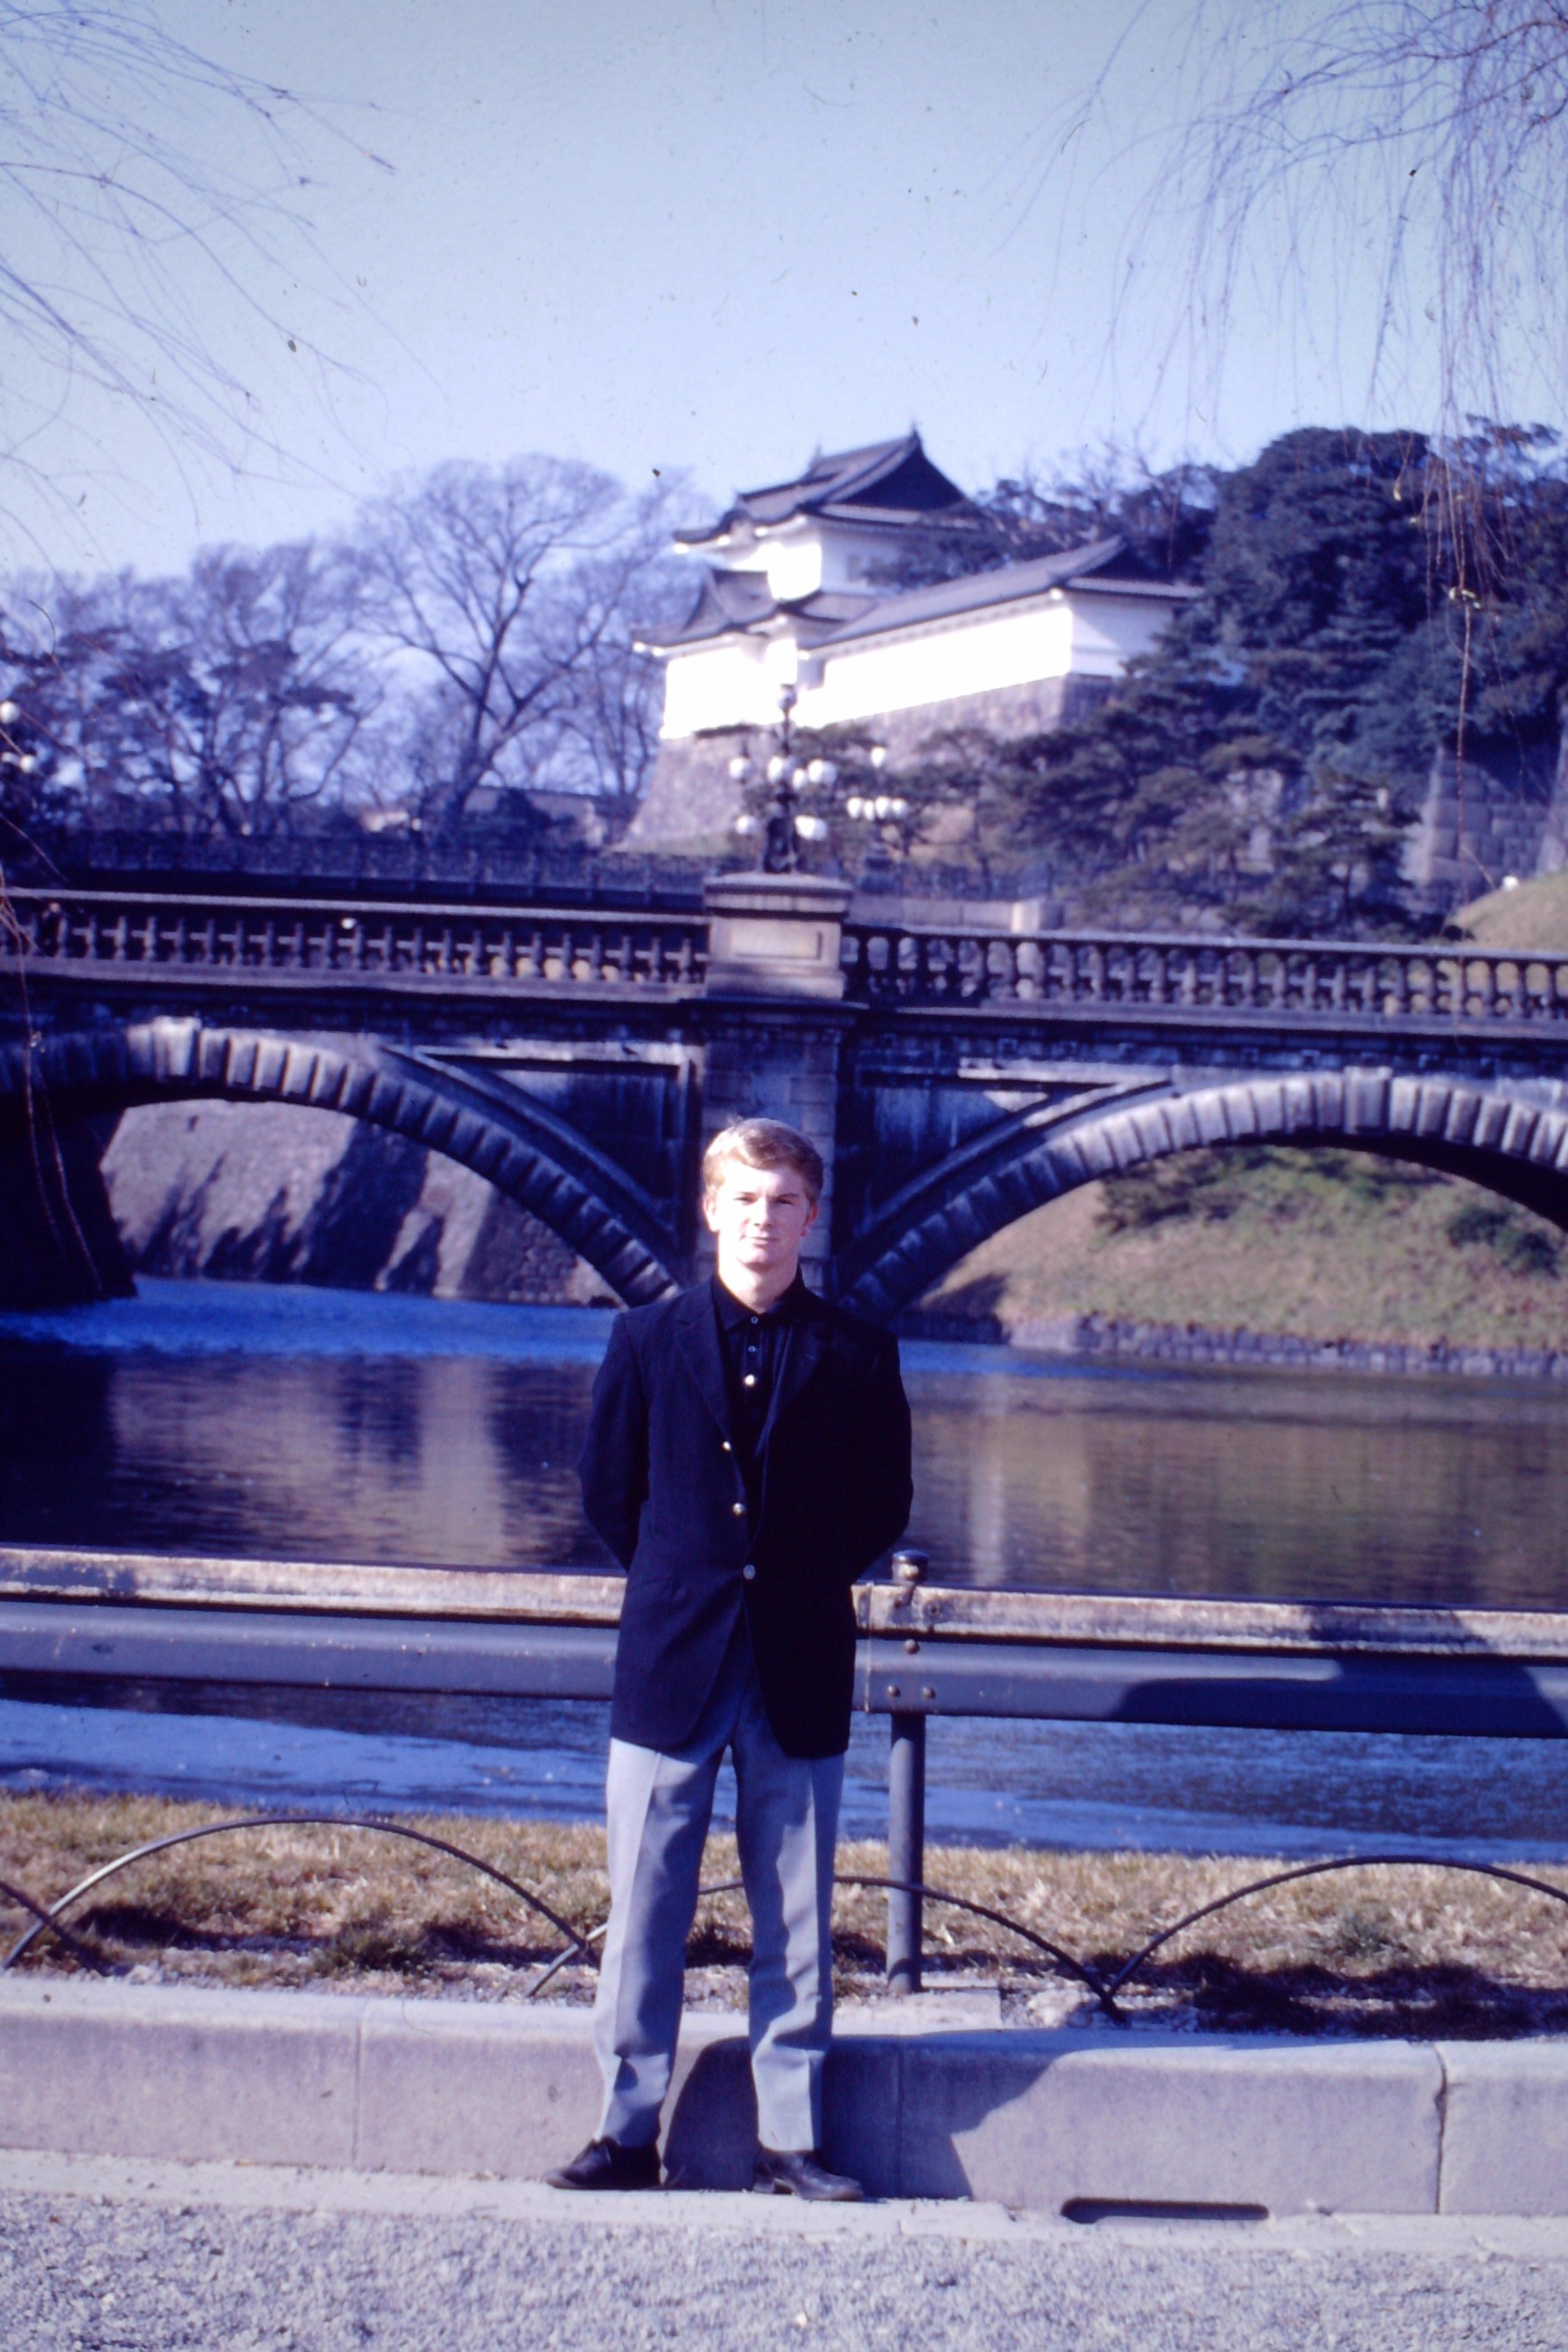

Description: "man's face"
704 1156 819 1295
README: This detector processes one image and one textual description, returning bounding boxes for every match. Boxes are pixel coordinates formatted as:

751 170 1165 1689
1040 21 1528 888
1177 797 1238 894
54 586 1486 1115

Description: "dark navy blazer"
578 1280 913 1759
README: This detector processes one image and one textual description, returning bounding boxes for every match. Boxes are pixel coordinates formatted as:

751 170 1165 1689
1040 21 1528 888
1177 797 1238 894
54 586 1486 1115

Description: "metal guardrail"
15 1543 1568 1657
0 889 708 994
8 1543 1568 1995
842 919 1568 1024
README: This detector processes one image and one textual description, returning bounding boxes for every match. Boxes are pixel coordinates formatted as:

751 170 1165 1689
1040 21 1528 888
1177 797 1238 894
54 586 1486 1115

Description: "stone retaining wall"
103 1100 614 1306
900 1307 1568 1381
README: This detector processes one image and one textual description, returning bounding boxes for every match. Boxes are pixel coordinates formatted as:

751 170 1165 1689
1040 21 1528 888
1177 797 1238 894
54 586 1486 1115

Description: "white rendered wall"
800 599 1075 729
1069 592 1177 673
759 532 822 599
661 635 802 736
659 583 1183 739
701 521 900 601
795 523 899 593
660 640 773 736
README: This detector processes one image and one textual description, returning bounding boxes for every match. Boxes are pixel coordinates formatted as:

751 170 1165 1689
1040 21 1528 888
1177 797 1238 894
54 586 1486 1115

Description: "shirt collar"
710 1270 811 1329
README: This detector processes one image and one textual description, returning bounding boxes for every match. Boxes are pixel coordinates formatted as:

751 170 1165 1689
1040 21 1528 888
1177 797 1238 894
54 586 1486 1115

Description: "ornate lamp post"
0 697 40 820
728 687 837 874
844 768 909 832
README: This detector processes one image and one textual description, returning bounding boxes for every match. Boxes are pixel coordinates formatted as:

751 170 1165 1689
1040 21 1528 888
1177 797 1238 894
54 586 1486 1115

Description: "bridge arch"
0 1019 680 1306
839 1068 1568 1323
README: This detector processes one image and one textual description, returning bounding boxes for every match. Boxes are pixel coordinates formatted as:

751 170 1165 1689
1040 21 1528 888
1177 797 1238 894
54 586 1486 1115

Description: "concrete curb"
0 1978 1561 2216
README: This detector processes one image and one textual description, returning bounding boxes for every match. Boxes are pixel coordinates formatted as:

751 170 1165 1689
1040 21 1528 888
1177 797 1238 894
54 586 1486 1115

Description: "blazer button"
742 1562 756 1580
721 1440 732 1453
732 1501 745 1517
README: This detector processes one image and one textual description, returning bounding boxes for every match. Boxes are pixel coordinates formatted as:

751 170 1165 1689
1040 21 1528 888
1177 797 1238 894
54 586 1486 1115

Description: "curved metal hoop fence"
0 1816 595 1980
0 1822 1100 2005
1096 1853 1568 2010
521 1872 1104 2004
0 1876 107 1972
7 1817 1568 2021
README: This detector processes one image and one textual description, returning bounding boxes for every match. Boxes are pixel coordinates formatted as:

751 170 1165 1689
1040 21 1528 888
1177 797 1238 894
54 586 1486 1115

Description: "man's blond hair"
701 1117 824 1205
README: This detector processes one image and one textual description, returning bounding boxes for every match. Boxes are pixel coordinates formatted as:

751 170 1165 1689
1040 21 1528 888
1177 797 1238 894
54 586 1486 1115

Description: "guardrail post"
886 1547 929 1996
887 1709 927 1996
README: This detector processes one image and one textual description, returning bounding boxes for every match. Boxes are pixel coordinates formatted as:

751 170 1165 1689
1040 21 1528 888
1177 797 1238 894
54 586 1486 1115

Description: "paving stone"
0 1979 359 2168
1439 2041 1568 2215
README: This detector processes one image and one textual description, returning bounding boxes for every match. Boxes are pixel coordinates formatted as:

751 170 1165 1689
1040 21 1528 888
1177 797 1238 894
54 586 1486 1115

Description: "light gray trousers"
592 1634 845 2154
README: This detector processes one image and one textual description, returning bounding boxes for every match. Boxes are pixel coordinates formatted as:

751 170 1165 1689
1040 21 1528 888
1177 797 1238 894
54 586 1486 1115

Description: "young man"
548 1116 913 2200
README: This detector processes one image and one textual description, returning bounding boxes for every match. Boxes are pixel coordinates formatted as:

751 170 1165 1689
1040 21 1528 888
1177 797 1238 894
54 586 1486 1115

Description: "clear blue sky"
3 0 1544 579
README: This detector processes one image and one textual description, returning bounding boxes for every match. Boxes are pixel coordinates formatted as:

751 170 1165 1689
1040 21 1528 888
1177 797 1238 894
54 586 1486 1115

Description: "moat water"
5 1277 1568 1604
5 1278 1568 1855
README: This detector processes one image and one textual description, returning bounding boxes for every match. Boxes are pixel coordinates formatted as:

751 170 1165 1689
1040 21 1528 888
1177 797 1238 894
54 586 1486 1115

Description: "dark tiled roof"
784 589 881 630
678 432 967 545
645 573 880 651
644 534 1195 655
813 539 1197 649
646 568 777 649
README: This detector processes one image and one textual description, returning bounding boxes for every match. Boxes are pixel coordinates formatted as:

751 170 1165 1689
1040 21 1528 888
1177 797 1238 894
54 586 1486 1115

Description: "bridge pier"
0 1117 133 1309
699 875 853 1284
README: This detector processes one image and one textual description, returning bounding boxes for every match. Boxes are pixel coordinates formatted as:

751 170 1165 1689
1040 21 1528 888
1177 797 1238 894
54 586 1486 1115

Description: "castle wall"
102 1100 614 1305
623 676 1108 851
1069 591 1177 671
661 637 777 738
801 601 1074 727
1403 735 1568 914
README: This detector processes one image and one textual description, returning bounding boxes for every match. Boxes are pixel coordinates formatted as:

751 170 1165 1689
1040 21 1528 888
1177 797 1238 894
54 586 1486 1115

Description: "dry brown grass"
922 1159 1568 1354
4 1793 1568 2037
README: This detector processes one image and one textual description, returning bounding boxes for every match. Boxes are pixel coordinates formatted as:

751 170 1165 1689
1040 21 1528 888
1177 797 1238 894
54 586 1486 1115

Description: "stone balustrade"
841 921 1568 1025
2 889 707 992
9 883 1568 1031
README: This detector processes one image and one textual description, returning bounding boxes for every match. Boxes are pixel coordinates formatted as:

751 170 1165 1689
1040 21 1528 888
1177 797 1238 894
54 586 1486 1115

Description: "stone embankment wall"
900 1306 1568 1380
623 678 1113 854
102 1102 618 1306
1405 736 1568 912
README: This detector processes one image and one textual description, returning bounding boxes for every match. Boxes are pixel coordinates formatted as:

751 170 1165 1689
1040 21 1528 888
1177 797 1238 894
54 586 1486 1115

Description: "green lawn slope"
920 1148 1568 1355
918 876 1568 1357
1454 871 1568 953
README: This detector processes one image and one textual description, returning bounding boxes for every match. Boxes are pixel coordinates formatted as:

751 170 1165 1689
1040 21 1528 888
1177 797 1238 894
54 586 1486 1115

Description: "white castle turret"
626 431 1193 851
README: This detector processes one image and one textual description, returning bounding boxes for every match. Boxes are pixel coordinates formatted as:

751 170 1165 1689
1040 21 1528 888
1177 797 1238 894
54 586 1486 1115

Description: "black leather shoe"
544 2135 661 2191
752 2147 864 2202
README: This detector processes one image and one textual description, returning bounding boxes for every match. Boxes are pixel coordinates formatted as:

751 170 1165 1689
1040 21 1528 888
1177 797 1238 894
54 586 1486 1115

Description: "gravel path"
4 2153 1568 2351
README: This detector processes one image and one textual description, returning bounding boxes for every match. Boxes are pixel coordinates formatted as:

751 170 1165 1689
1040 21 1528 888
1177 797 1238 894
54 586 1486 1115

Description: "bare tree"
0 3 384 545
3 543 374 839
349 459 680 833
1055 3 1568 446
536 530 693 812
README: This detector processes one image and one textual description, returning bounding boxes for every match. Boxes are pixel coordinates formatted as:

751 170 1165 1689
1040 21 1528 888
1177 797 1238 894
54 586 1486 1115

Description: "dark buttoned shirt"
711 1271 810 1507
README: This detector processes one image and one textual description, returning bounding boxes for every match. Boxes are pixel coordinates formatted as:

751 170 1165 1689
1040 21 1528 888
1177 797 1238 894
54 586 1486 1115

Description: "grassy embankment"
920 876 1568 1354
5 1792 1567 2040
920 1149 1568 1353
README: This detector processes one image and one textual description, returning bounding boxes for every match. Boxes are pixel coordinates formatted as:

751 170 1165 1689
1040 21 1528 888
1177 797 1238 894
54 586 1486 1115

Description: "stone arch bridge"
6 874 1568 1314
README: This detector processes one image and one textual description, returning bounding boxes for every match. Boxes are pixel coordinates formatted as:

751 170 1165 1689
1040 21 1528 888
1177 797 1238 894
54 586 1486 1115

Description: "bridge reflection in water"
3 1281 1568 1610
6 1280 1568 1893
